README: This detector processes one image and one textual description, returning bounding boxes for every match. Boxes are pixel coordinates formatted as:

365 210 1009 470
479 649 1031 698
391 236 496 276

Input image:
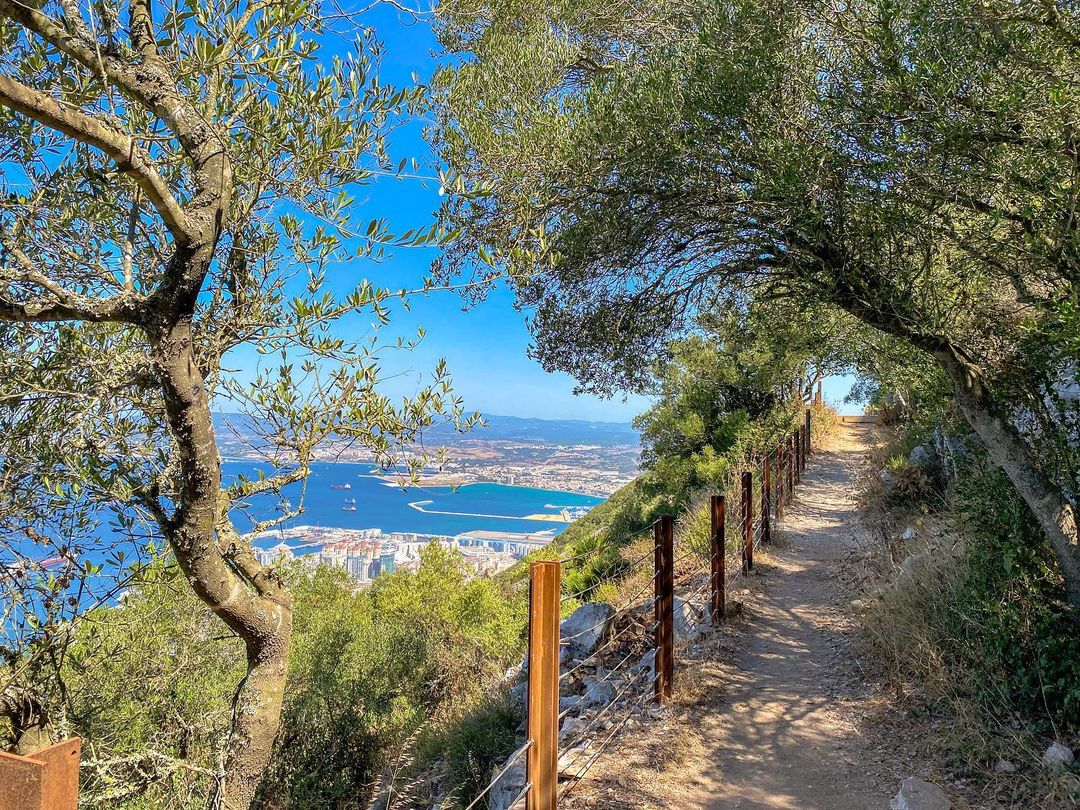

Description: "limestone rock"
1043 742 1075 771
559 714 588 742
580 675 616 708
486 759 526 810
508 681 527 713
558 694 582 715
889 777 950 810
630 650 654 677
560 603 614 662
909 445 934 467
673 597 704 640
557 744 591 778
879 468 899 495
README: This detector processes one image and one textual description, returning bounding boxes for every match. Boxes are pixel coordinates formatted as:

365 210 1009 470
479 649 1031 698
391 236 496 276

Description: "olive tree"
0 1 471 806
431 0 1080 607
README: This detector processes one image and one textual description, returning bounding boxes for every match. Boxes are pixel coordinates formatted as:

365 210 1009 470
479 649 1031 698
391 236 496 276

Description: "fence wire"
455 417 818 809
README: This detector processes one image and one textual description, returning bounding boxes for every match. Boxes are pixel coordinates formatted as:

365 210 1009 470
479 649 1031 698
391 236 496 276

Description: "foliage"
58 546 523 809
431 0 1080 611
1 0 479 799
862 434 1080 751
948 465 1080 726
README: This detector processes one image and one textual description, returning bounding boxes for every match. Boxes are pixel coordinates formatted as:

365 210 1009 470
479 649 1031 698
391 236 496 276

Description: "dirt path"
564 423 913 809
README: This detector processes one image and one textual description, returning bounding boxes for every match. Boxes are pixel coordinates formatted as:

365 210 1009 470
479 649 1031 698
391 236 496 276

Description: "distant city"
251 524 560 584
216 413 641 498
229 413 642 587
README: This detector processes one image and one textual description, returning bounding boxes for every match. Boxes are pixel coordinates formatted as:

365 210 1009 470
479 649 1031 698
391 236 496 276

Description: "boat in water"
330 483 352 491
342 503 357 512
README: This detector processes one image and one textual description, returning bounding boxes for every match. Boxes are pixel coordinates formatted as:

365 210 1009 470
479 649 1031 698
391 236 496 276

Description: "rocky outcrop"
560 602 614 662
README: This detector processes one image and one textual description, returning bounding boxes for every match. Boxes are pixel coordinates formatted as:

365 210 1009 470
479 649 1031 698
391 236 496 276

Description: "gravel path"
562 423 909 810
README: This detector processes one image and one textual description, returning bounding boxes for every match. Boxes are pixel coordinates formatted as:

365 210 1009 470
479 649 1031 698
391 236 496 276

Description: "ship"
342 503 357 512
330 483 352 491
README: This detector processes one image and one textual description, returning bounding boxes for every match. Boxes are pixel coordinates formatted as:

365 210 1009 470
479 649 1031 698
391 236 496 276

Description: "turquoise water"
228 460 603 542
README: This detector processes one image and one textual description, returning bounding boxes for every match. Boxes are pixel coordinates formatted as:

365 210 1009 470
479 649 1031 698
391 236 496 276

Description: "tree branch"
0 74 193 245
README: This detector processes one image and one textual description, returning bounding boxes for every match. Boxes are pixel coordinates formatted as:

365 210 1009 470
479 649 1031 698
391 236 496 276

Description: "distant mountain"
429 414 639 447
212 412 639 448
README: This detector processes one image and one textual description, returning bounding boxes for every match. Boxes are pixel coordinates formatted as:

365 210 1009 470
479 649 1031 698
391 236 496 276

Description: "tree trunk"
149 310 292 809
933 345 1080 609
822 263 1080 609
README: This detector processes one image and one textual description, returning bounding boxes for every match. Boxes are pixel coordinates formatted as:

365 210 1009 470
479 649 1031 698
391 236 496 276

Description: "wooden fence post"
710 495 725 622
654 515 675 703
741 471 753 573
762 454 771 544
527 560 560 810
804 409 812 459
0 739 79 810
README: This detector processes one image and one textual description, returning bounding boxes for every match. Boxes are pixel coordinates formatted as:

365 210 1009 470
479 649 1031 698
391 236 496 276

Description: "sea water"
228 460 603 545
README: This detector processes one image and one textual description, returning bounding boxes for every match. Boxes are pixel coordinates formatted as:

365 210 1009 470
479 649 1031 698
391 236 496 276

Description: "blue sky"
242 7 654 424
242 6 862 422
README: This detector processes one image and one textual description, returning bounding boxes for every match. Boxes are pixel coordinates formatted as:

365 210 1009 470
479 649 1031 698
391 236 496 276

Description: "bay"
228 460 604 548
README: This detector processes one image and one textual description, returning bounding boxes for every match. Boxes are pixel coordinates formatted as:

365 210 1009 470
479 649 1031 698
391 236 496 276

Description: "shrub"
66 546 525 809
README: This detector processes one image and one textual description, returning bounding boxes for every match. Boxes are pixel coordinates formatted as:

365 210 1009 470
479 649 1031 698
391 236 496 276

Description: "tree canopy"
1 0 475 805
432 0 1080 607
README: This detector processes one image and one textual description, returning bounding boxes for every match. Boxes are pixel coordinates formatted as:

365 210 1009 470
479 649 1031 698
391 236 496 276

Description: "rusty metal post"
710 495 725 622
785 435 794 502
804 409 812 458
654 515 675 702
775 443 785 520
762 454 772 544
794 429 802 485
741 471 753 573
0 738 80 810
527 560 560 810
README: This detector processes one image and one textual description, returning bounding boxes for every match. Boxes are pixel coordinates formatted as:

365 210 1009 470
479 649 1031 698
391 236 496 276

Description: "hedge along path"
560 422 925 810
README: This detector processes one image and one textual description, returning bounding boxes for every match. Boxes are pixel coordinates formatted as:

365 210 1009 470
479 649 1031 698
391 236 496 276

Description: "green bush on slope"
66 544 524 809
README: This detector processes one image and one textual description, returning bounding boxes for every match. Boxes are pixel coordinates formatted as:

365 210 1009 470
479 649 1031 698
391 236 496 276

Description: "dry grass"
851 436 1080 809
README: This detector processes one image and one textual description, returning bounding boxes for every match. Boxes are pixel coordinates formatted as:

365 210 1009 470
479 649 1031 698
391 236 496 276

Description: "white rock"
560 603 614 662
901 527 916 541
673 597 703 640
486 759 526 810
1043 742 1075 771
994 759 1018 774
890 777 950 810
580 676 616 708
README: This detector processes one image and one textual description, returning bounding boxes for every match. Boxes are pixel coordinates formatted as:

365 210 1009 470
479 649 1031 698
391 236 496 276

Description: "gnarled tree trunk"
150 312 292 809
933 345 1080 609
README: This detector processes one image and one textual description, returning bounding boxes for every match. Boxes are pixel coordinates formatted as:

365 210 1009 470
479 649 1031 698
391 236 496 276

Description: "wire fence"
455 407 819 810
